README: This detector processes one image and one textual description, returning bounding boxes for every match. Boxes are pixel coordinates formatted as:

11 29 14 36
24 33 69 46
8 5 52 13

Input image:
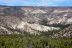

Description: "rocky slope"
0 6 72 35
0 6 72 25
0 16 60 34
52 25 72 38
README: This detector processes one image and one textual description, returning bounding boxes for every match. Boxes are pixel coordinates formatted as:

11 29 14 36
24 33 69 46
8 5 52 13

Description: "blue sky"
0 0 72 6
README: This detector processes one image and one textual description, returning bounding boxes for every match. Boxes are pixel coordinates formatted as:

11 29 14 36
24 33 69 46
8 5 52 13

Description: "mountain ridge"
0 6 72 37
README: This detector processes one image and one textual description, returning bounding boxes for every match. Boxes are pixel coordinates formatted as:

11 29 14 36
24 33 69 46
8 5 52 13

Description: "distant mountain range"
0 6 72 38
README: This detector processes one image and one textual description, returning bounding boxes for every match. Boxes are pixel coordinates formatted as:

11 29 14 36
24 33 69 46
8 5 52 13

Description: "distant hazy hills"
0 6 72 38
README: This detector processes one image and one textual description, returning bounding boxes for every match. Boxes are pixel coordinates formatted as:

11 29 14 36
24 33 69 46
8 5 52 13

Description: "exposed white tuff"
16 21 60 34
0 7 72 35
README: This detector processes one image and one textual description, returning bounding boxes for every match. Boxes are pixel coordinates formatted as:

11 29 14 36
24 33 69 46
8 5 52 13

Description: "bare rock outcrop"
52 25 72 38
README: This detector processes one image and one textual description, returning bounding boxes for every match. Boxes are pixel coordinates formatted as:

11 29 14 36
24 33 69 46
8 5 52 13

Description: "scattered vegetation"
39 18 70 30
47 24 70 29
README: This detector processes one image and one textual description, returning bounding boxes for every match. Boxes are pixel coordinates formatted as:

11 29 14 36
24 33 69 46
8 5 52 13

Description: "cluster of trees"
0 34 72 48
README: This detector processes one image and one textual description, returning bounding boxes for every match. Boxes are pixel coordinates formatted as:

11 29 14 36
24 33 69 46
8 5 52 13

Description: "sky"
0 0 72 6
